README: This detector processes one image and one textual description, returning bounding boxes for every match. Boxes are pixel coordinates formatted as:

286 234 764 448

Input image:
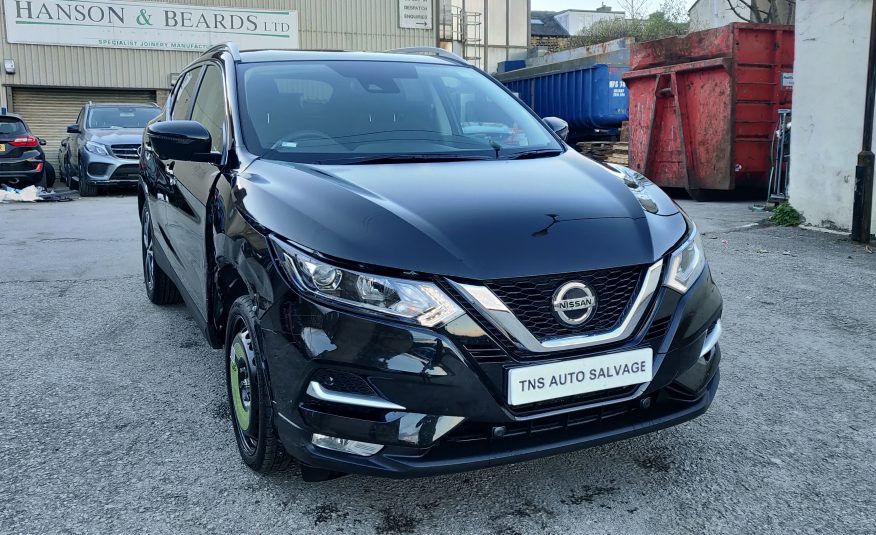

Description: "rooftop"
530 11 570 37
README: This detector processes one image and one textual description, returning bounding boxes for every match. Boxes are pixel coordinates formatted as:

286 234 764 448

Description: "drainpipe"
852 0 876 243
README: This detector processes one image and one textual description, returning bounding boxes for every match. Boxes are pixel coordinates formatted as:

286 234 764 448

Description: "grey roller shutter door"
10 88 157 168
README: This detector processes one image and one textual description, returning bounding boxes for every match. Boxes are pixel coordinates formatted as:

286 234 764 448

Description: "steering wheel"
270 130 339 151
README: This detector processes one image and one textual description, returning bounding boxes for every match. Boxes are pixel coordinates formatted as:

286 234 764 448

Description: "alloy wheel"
142 210 155 292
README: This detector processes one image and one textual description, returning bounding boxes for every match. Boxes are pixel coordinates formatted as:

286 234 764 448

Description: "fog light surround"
311 433 384 456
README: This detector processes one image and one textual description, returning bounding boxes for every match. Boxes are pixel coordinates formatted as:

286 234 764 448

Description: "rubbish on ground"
1 185 39 202
37 189 77 202
756 248 768 254
0 185 77 203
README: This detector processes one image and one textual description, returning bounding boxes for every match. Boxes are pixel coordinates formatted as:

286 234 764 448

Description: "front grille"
445 399 638 444
462 343 508 364
110 165 140 181
510 384 640 415
310 369 375 396
645 315 672 341
111 144 140 159
485 265 645 340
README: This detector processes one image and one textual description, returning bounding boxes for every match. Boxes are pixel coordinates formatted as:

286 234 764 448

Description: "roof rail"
202 42 242 62
386 47 469 66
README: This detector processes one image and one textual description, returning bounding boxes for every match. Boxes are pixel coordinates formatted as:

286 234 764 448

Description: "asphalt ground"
1 189 874 534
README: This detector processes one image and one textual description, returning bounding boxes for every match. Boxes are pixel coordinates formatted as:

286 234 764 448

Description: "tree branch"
726 0 776 23
725 0 754 22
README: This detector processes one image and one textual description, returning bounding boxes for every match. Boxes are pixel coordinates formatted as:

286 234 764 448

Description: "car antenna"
489 139 501 159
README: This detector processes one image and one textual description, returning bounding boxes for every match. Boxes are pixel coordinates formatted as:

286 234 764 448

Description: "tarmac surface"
1 189 874 534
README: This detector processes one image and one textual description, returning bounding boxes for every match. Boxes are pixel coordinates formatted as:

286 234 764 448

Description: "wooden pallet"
575 141 629 166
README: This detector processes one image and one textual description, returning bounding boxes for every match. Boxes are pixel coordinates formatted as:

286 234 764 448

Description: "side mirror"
38 137 46 146
146 120 218 163
66 124 80 134
543 117 569 142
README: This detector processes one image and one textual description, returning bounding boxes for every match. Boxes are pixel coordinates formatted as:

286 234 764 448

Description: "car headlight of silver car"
271 237 463 328
664 225 706 294
85 141 110 156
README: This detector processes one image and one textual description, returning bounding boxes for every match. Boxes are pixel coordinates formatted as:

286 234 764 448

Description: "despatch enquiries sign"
4 0 299 51
398 0 432 29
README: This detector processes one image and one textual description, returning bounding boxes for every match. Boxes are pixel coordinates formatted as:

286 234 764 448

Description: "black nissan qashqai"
139 43 722 481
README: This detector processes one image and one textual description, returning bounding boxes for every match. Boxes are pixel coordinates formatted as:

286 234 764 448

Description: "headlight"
664 225 706 294
271 237 463 328
85 141 109 156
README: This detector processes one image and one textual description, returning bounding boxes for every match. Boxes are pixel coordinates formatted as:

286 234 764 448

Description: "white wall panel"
789 0 875 231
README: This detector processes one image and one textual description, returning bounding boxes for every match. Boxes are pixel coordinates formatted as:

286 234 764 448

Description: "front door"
162 63 228 320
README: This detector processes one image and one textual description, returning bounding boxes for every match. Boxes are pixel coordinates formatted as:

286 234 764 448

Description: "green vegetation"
770 203 802 226
569 0 689 48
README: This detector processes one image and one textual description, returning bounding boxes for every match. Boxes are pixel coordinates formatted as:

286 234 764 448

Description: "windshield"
236 60 562 163
86 107 160 129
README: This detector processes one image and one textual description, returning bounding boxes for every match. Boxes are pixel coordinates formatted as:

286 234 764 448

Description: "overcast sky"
531 0 699 14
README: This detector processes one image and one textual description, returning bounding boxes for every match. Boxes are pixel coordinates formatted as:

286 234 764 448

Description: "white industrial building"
0 0 528 166
553 5 624 35
688 0 795 31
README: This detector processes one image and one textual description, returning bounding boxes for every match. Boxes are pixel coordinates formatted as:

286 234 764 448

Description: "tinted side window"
190 65 226 153
171 67 202 120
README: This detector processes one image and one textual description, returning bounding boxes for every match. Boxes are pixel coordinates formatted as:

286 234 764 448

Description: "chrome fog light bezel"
311 433 384 456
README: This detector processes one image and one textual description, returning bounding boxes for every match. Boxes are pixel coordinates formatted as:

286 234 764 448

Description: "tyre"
226 296 292 473
43 163 56 189
78 163 96 196
141 204 181 305
67 161 78 189
79 177 96 196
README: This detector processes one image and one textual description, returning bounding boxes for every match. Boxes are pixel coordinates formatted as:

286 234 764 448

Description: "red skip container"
622 23 794 196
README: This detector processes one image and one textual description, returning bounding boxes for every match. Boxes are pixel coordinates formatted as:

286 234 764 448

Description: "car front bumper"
80 152 140 186
258 264 723 478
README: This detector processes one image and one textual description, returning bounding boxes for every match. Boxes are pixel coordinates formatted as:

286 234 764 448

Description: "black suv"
139 44 722 481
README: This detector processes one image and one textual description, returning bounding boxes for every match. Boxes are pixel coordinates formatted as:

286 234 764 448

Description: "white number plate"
507 348 653 406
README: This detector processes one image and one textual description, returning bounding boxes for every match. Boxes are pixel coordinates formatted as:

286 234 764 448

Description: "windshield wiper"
317 154 495 165
502 148 564 160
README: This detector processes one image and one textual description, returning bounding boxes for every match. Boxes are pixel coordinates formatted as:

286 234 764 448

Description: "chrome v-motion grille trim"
449 260 664 354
